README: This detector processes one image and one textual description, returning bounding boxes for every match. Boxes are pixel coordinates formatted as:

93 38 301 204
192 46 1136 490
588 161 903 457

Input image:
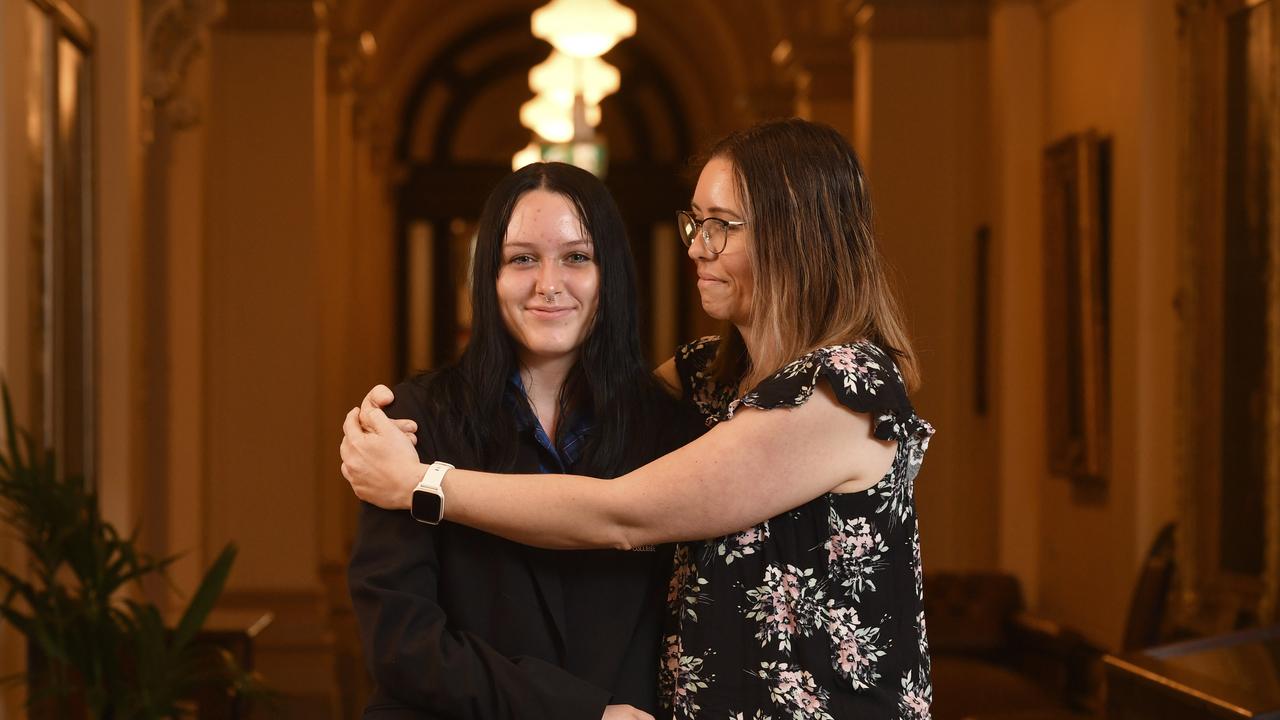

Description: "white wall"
856 13 999 573
989 0 1046 612
858 0 1182 647
1036 0 1178 646
988 0 1181 646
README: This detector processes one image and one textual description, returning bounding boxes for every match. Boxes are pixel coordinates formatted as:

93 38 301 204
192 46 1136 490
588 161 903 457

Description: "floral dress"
659 337 935 720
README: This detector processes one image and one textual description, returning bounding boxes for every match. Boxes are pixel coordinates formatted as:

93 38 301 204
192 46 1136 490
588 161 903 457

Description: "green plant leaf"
0 381 264 717
172 543 237 651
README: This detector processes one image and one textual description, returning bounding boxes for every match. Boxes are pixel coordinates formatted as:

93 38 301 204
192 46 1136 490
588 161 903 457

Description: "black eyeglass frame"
676 210 747 256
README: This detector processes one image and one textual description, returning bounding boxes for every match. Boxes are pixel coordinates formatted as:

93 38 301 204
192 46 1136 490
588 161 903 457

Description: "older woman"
344 119 935 720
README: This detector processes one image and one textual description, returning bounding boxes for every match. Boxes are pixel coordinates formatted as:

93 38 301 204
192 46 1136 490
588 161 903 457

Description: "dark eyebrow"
689 201 744 221
503 239 592 250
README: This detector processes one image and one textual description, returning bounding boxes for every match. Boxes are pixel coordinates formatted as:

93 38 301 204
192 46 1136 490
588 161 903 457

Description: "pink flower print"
796 690 822 713
666 567 683 604
827 606 886 689
827 346 870 376
898 669 933 719
668 546 710 618
827 529 874 563
826 512 888 598
716 521 769 565
756 662 835 720
768 604 797 635
780 571 803 599
662 636 680 672
745 564 827 652
658 633 713 716
835 634 863 674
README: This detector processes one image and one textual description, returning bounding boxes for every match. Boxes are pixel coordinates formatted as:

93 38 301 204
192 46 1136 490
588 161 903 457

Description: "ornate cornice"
218 0 327 33
850 0 990 38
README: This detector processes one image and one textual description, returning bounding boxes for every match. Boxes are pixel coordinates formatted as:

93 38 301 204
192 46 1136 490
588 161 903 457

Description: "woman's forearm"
380 388 879 550
443 469 638 550
437 395 874 550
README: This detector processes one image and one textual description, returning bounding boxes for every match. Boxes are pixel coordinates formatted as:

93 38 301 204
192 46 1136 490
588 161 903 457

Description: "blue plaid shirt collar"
509 372 592 473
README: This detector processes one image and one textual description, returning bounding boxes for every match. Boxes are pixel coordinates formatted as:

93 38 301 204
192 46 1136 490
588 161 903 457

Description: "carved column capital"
141 0 224 137
774 36 854 104
328 30 377 95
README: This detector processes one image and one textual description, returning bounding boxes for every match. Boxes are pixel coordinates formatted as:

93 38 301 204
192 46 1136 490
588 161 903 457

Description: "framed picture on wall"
1042 130 1111 486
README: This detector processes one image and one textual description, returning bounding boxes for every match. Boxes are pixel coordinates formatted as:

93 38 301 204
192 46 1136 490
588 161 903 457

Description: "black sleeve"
657 393 708 453
672 336 721 403
347 380 612 720
736 343 932 444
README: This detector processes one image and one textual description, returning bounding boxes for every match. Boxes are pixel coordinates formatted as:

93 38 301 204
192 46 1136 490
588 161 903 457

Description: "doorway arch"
392 10 697 373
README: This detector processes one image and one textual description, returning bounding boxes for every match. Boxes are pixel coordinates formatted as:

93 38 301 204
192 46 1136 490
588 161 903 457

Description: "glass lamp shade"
531 0 636 58
512 142 542 170
519 94 575 143
529 52 620 107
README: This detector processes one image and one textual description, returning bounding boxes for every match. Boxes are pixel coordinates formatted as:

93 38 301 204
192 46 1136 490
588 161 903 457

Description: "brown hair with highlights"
706 118 920 391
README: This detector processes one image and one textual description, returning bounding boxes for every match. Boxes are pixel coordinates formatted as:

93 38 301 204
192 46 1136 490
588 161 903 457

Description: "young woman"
343 119 935 719
346 161 702 720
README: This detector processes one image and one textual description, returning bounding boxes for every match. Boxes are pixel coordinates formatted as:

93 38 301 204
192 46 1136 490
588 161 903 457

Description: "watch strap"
418 460 454 492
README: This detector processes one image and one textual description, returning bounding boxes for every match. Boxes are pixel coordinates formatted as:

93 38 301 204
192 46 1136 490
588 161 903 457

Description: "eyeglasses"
677 210 746 256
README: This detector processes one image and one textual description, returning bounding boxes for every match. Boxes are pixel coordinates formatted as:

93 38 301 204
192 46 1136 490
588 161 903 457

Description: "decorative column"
139 0 223 607
202 0 337 704
317 28 373 599
320 31 404 716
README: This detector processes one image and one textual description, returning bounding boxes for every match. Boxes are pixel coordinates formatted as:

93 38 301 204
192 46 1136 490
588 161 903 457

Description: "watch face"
412 489 443 524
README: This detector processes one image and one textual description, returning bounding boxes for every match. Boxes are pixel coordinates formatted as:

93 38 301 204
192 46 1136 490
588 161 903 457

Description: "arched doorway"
393 11 696 375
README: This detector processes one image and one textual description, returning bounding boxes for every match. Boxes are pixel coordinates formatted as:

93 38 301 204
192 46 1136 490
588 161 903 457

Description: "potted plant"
0 385 265 718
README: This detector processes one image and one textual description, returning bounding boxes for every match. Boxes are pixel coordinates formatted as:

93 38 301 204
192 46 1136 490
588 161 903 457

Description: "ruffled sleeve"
673 336 719 398
730 342 934 444
673 336 739 424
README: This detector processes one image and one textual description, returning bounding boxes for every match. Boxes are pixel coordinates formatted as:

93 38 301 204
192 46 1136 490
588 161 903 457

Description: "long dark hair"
704 119 920 390
414 162 665 476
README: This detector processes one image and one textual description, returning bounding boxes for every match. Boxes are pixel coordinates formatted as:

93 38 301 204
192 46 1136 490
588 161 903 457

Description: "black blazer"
349 378 703 719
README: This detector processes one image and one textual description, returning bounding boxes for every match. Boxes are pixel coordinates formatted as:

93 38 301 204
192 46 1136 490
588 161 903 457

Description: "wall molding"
217 0 327 33
852 0 989 38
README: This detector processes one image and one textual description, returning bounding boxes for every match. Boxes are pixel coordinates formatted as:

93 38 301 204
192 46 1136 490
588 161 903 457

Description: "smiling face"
688 155 755 328
496 189 600 366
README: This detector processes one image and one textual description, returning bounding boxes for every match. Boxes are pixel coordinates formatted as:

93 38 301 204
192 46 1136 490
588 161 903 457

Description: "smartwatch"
410 461 454 525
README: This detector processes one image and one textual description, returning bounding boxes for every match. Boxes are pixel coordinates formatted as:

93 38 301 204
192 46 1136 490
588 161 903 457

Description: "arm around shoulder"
443 384 896 551
348 381 614 720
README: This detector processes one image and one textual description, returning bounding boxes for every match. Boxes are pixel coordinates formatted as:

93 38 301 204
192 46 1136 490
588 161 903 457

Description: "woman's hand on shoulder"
340 384 426 511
